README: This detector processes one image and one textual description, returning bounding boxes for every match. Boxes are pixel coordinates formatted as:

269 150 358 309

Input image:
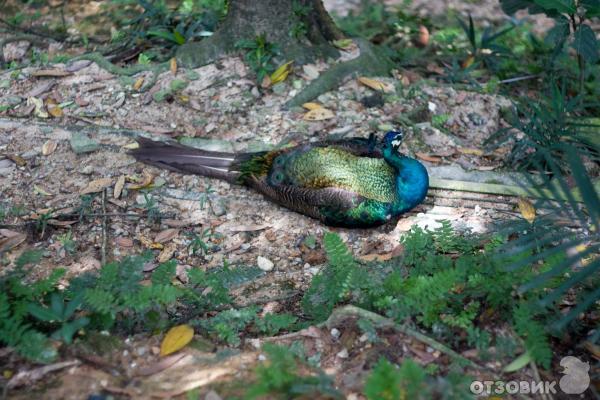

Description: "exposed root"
285 39 394 109
0 34 47 68
68 52 169 92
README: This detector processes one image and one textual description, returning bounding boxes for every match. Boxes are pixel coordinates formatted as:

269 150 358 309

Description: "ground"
0 0 595 399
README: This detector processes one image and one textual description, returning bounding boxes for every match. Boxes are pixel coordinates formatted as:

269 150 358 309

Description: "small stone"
70 132 99 154
205 390 223 400
258 354 267 361
336 348 349 358
257 256 274 271
330 328 340 339
81 165 94 175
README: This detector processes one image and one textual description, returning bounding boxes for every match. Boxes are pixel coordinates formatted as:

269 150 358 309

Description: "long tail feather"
130 137 240 182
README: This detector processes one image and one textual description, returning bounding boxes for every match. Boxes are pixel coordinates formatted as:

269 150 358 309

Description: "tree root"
0 34 47 68
68 52 169 92
285 39 394 109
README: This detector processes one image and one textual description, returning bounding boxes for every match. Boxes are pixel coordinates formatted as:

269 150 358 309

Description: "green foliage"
255 313 298 336
0 250 64 362
236 34 280 82
246 343 343 399
200 307 258 346
364 358 426 400
27 292 89 344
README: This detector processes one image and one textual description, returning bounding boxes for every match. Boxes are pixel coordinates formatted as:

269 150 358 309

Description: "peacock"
130 131 429 228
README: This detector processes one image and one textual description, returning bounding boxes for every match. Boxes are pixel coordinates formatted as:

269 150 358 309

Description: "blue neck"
383 148 429 211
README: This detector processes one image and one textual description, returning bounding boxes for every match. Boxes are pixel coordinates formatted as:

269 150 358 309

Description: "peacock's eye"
275 157 284 166
273 172 284 183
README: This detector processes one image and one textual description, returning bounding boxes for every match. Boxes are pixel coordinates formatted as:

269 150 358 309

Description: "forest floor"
0 1 596 399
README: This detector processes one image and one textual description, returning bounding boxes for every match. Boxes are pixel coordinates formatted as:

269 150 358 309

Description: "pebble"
330 328 340 339
70 132 99 154
257 256 274 271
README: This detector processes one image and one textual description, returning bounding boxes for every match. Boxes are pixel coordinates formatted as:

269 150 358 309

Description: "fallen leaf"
358 252 393 262
133 77 145 91
47 219 77 227
302 102 322 110
358 77 394 93
33 185 52 196
115 237 133 248
170 58 177 75
270 61 293 85
517 197 536 224
415 152 442 163
134 353 187 377
6 154 27 166
333 38 354 49
0 230 26 252
503 352 531 372
303 108 334 121
123 142 139 150
27 97 48 119
31 69 71 77
154 229 179 243
462 54 475 69
157 242 176 263
42 140 57 156
160 325 194 357
139 235 163 250
114 175 125 199
80 178 113 195
127 170 154 190
457 147 484 156
46 103 63 118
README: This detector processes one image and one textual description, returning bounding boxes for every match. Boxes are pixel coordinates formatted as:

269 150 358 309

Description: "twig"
101 189 108 266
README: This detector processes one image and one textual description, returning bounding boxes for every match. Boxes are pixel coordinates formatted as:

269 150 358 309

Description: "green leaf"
571 24 599 63
173 30 186 45
27 303 61 322
503 351 531 372
544 15 570 46
533 0 576 13
582 0 600 17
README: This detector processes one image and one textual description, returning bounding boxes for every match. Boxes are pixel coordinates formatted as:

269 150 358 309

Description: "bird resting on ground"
130 131 429 228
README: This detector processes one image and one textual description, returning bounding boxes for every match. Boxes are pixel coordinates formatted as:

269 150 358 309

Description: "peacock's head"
383 130 404 152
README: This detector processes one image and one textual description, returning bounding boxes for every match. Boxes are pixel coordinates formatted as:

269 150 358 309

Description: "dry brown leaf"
80 177 113 195
359 252 393 262
47 219 77 227
302 102 322 110
462 54 475 69
0 231 26 252
160 325 194 357
358 77 394 93
170 58 177 75
303 108 334 121
415 152 442 163
115 237 134 248
6 154 27 167
133 77 145 91
114 175 125 199
42 140 57 156
158 242 176 263
154 229 179 243
517 197 536 224
260 74 271 89
31 69 71 77
127 170 154 190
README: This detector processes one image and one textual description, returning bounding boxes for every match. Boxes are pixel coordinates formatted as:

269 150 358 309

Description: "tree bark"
177 0 344 68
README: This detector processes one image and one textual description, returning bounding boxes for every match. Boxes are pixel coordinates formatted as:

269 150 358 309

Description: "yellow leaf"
42 140 57 156
517 197 536 224
133 77 145 91
160 324 194 356
302 102 322 110
170 58 177 75
462 55 475 69
270 61 293 85
457 147 484 156
333 39 353 49
33 185 52 196
47 104 63 118
358 77 394 93
28 97 48 119
123 142 139 150
127 170 154 190
80 178 113 195
157 242 176 263
139 235 163 250
303 107 335 121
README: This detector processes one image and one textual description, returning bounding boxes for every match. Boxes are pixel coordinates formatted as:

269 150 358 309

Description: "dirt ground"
1 0 586 399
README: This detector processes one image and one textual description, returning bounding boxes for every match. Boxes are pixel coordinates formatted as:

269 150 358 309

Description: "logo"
559 356 590 395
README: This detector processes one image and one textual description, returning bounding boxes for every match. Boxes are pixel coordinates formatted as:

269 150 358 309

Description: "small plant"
236 34 280 82
56 230 77 255
187 228 214 256
141 192 162 224
364 358 426 400
27 292 89 344
500 0 599 93
246 343 343 399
